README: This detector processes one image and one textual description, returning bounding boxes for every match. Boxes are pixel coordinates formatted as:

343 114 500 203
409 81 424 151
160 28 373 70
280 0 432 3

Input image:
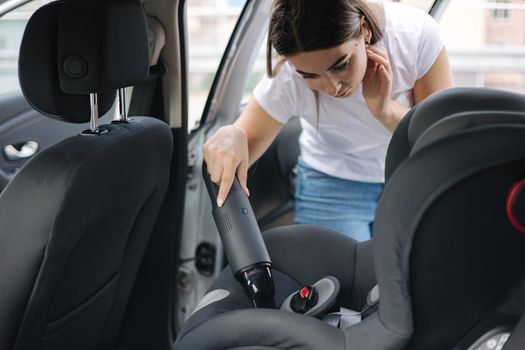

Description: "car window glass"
439 0 525 93
0 0 55 95
187 0 247 131
240 37 265 106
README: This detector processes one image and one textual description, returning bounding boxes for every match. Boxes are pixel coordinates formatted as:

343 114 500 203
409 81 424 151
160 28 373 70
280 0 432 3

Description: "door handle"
3 141 39 161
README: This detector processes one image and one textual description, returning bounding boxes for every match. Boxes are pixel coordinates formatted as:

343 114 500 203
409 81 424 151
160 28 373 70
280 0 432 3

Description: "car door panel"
0 91 114 190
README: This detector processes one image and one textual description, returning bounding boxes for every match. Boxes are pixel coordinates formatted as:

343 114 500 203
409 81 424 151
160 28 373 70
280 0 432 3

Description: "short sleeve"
416 12 445 80
252 65 299 124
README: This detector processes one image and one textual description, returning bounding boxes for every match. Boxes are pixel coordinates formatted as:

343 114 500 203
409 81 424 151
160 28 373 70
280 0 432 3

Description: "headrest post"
89 93 99 132
118 88 128 122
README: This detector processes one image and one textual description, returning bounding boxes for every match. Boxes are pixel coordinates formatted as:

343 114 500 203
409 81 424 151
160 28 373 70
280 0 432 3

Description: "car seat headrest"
385 87 525 181
412 110 525 154
18 0 149 123
406 87 525 147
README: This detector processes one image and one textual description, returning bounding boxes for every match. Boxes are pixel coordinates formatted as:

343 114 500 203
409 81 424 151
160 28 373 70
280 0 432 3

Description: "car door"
178 0 271 325
0 0 115 192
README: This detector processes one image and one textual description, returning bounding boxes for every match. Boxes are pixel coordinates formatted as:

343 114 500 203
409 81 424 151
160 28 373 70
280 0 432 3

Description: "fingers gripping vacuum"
202 162 275 308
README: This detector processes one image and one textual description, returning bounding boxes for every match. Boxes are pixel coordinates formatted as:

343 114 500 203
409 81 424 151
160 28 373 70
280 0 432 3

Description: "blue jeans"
294 159 384 242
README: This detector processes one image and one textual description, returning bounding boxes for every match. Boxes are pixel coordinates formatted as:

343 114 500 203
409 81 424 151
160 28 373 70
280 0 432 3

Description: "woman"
203 0 454 241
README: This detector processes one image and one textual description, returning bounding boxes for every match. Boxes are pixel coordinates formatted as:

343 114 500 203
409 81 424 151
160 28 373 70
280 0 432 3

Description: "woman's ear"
360 16 372 42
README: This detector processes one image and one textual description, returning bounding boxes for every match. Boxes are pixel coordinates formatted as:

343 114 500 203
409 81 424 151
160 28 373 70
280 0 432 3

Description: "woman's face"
287 36 368 98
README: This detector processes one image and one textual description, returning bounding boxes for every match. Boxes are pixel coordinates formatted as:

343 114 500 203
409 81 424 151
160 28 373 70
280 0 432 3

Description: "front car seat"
175 88 525 349
0 1 173 349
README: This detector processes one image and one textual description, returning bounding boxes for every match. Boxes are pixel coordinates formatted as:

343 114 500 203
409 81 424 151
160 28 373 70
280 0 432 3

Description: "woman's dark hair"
266 0 384 77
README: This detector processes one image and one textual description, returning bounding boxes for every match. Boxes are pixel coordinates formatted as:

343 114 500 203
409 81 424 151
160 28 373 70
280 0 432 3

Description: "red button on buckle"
300 287 310 299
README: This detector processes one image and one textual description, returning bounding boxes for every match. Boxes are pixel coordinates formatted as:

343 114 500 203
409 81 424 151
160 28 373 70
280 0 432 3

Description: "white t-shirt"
253 2 444 183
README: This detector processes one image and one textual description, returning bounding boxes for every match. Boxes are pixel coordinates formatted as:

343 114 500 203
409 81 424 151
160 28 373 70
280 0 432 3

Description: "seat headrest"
412 110 525 154
407 87 525 147
386 87 525 181
19 0 149 123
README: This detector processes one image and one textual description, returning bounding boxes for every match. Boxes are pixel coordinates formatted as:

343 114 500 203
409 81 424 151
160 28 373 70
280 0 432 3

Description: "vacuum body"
202 163 275 308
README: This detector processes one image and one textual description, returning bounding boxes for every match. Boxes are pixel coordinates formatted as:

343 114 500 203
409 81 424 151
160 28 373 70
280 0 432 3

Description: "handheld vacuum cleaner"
202 162 275 308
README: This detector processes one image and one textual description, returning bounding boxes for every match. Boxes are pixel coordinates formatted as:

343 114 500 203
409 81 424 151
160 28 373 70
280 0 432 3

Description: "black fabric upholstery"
385 87 525 182
264 225 375 310
504 313 525 349
408 166 525 348
374 125 525 348
0 119 172 350
179 269 301 340
178 309 345 350
411 111 525 153
18 0 149 123
18 1 112 122
2 0 174 348
175 226 376 349
57 0 149 93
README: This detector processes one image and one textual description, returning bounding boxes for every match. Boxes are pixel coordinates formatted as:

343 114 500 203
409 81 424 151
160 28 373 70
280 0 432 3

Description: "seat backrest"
0 1 173 349
364 88 525 349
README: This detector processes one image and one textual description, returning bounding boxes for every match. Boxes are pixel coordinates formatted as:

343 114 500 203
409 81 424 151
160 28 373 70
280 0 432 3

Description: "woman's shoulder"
267 62 310 94
379 2 444 81
382 1 434 33
252 61 316 124
253 62 312 109
380 0 440 55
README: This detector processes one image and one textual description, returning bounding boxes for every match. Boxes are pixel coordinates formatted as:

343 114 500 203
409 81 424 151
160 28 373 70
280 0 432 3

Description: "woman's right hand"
203 125 250 207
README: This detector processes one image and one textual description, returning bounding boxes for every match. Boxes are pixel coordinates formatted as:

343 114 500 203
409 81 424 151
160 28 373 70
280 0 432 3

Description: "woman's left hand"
362 45 394 121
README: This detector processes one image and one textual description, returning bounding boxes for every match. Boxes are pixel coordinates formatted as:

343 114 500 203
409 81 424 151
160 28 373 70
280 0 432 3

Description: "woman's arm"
366 46 454 132
234 96 285 167
203 96 283 206
413 47 455 103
